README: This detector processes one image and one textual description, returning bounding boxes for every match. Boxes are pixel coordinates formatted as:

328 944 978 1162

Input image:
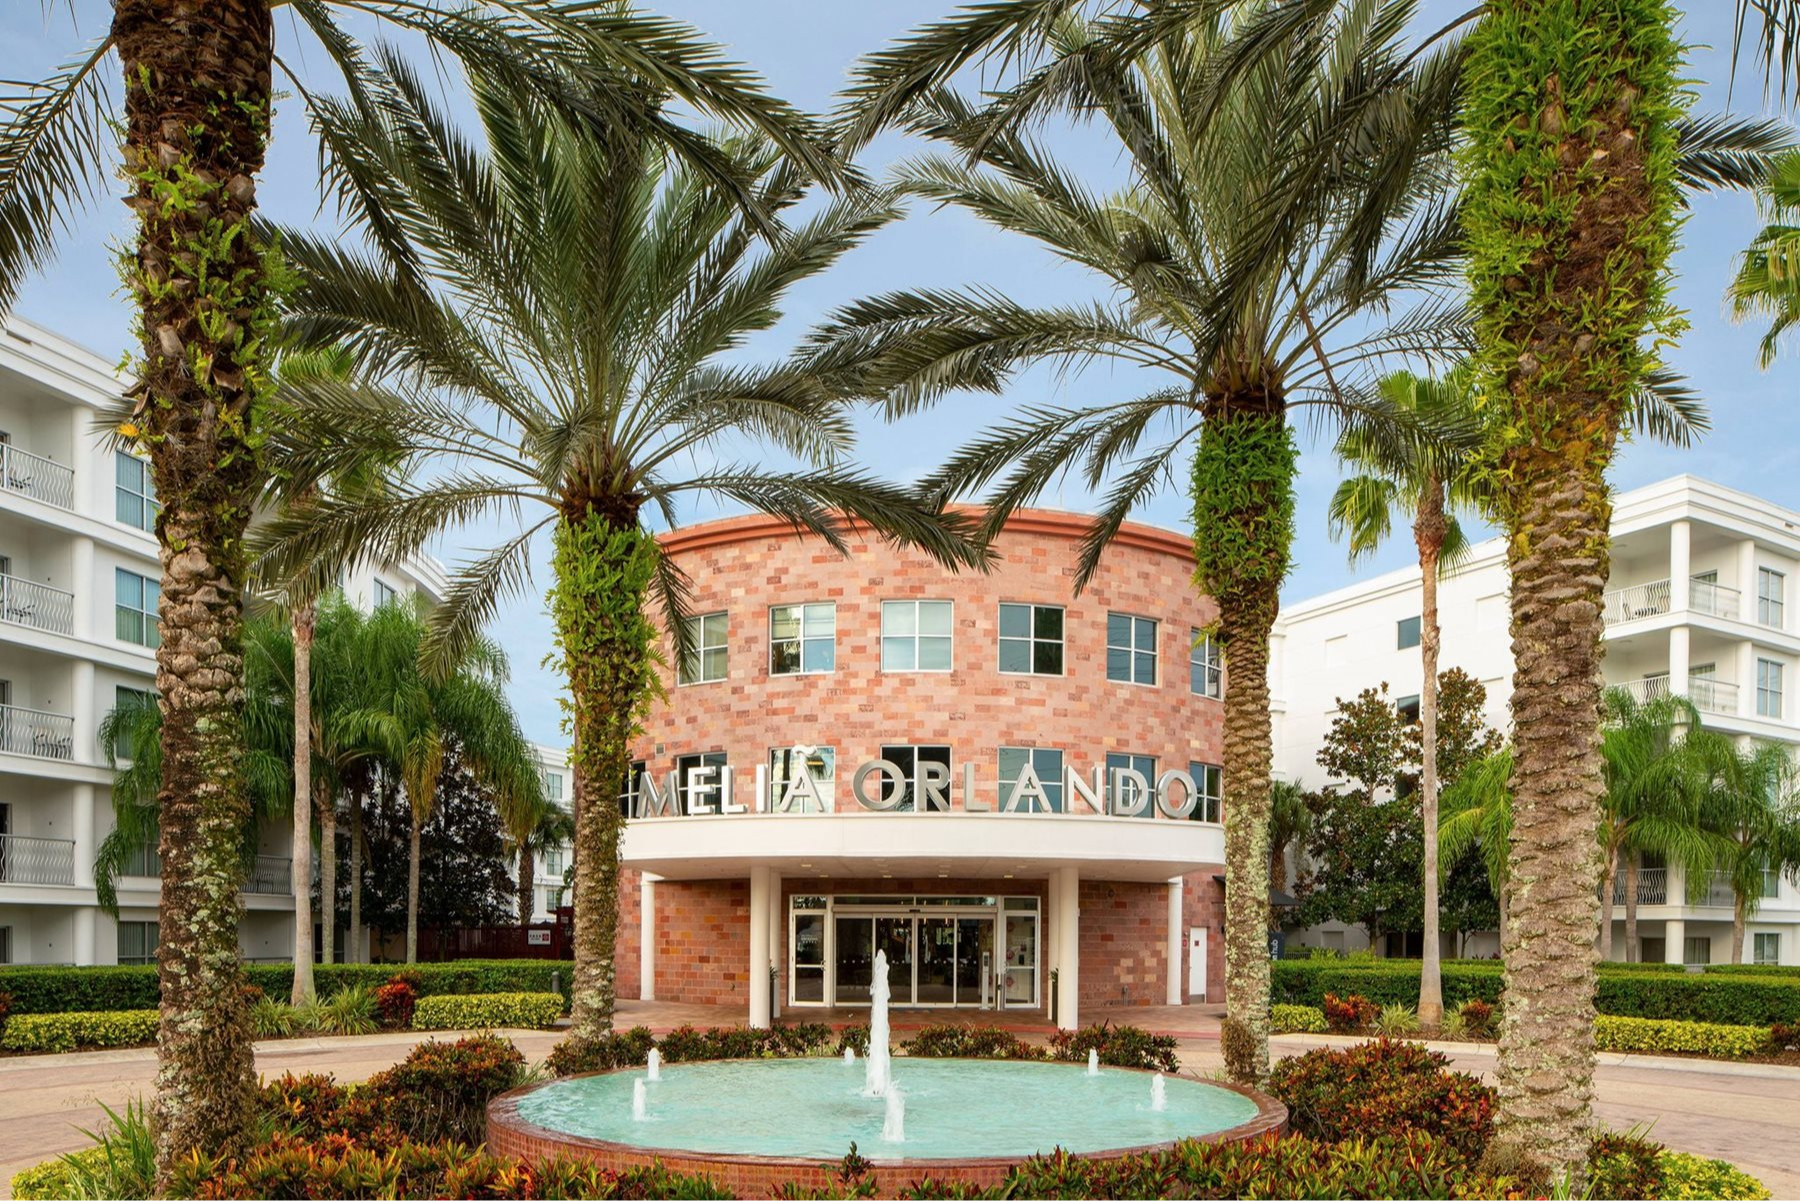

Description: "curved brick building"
616 510 1227 1029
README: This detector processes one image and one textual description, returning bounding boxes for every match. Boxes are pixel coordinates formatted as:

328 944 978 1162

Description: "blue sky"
5 1 1797 748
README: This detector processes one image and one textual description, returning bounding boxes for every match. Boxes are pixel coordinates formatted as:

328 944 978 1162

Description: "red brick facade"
619 510 1228 1013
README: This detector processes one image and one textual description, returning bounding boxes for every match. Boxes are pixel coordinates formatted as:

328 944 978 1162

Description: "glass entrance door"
833 916 873 1005
916 917 956 1004
875 916 914 1004
804 895 1037 1008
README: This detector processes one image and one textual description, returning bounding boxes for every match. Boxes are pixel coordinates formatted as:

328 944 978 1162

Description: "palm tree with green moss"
253 58 983 1047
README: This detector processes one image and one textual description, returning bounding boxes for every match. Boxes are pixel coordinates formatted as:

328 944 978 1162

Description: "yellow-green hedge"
1594 1015 1770 1059
412 991 564 1031
1 1009 159 1052
1270 1004 1328 1034
1658 1152 1771 1200
9 1150 100 1201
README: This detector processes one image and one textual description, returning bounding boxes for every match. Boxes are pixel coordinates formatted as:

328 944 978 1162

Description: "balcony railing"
244 855 292 895
1604 579 1671 624
1622 674 1739 717
0 833 75 885
1623 675 1671 704
1613 867 1668 905
1690 580 1742 620
0 443 74 510
0 573 74 636
0 704 74 759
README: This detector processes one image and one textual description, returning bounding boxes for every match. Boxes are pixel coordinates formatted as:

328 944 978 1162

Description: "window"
674 752 727 812
115 569 160 648
1106 613 1157 685
1190 630 1221 699
544 771 564 802
1754 932 1782 966
1759 567 1786 628
115 452 159 531
881 600 953 672
372 578 397 607
545 849 564 878
1105 751 1156 817
1396 694 1421 724
878 744 951 811
1757 658 1784 719
1188 761 1223 823
998 604 1063 675
1683 935 1712 966
1763 860 1783 900
998 747 1065 811
770 745 836 807
118 920 159 966
123 816 160 877
678 612 728 685
617 760 646 818
770 603 836 675
0 925 9 965
113 686 156 761
1397 616 1421 649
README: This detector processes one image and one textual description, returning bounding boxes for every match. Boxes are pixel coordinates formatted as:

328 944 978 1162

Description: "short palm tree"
254 59 982 1047
1439 746 1515 934
1267 780 1311 901
1695 736 1800 963
1729 149 1800 366
1 1 842 1172
814 0 1467 1085
504 792 576 926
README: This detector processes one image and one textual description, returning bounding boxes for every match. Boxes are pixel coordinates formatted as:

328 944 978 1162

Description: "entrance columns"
748 865 773 1029
1166 876 1184 1005
769 871 782 1019
1665 917 1686 966
1054 867 1079 1030
639 875 656 1001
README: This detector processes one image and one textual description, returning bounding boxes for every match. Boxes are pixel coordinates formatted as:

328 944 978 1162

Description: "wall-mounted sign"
527 929 552 946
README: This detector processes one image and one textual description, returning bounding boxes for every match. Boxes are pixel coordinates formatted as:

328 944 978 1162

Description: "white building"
1273 474 1800 967
0 317 569 965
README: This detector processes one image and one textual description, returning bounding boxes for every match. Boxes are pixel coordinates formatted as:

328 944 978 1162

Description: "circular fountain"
488 952 1285 1195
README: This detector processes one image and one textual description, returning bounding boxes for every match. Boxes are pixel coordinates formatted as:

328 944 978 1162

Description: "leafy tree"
818 0 1466 1085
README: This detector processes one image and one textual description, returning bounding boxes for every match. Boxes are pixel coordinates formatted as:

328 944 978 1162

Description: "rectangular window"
998 603 1064 675
1105 613 1157 686
617 759 646 818
1105 751 1156 818
122 815 160 878
1396 694 1421 725
770 745 836 806
1397 616 1421 649
1757 658 1784 719
878 744 951 811
1754 932 1781 965
0 925 9 965
1188 761 1223 823
674 752 727 812
114 452 159 531
678 612 728 685
545 850 564 877
1190 630 1221 698
115 568 160 648
998 746 1065 811
1763 860 1783 900
544 771 564 802
1759 567 1786 628
1683 935 1712 966
881 600 953 672
118 920 159 966
372 578 397 607
112 686 155 761
770 603 836 675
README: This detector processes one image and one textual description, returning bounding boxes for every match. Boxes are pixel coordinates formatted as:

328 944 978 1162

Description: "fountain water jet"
631 1078 647 1122
882 1083 906 1143
646 1049 662 1082
843 1047 856 1065
864 948 892 1097
1150 1073 1167 1112
1087 1050 1099 1076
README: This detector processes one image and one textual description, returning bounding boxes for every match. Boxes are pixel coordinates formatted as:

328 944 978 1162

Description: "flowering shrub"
374 977 418 1029
1457 998 1496 1039
1270 1004 1328 1033
1322 992 1379 1033
1766 1021 1799 1053
1268 1039 1496 1161
1048 1023 1179 1072
359 1034 526 1145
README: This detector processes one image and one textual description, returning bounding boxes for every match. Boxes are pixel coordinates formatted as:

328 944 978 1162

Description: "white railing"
1612 867 1668 905
1624 674 1672 704
244 855 292 895
0 704 74 759
1604 579 1672 624
0 573 74 636
1689 580 1741 620
1702 870 1738 908
0 833 76 885
0 443 74 510
1689 677 1739 717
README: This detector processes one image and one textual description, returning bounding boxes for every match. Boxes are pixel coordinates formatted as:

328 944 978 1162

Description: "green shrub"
903 1024 1043 1059
412 991 564 1031
316 983 378 1034
359 1033 526 1145
1586 1131 1665 1200
1268 1040 1497 1162
1322 992 1378 1033
1048 1023 1179 1072
1593 1015 1771 1059
1375 1003 1420 1036
837 1023 872 1057
1595 974 1800 1027
9 1151 95 1201
545 1025 657 1076
1657 1152 1771 1200
1270 1004 1327 1034
250 996 308 1039
1 1009 159 1052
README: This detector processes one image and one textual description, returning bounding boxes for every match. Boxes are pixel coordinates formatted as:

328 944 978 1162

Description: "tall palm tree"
253 54 982 1047
0 3 842 1174
1696 737 1800 964
813 0 1467 1085
1728 149 1800 366
1328 368 1483 1027
504 792 576 926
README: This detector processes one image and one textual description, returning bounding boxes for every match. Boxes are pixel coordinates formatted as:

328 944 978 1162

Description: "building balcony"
0 832 75 885
244 855 292 895
0 704 74 759
0 573 74 637
1621 673 1739 717
1611 867 1742 908
1602 577 1742 625
0 443 74 510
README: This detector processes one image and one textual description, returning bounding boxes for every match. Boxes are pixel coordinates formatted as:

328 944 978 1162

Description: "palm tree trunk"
291 608 315 1004
1733 894 1747 965
1625 853 1641 962
348 788 364 965
405 808 422 964
1415 480 1447 1028
519 845 536 926
317 780 335 965
113 0 275 1180
1599 846 1618 961
552 511 661 1048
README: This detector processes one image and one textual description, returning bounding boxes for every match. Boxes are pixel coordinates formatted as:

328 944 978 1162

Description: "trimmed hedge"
1594 1015 1771 1059
0 959 572 1016
1271 1004 1328 1033
2 1008 160 1052
412 991 564 1031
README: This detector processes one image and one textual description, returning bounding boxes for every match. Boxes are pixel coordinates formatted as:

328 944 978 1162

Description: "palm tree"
1695 737 1800 964
1440 747 1515 938
1 3 843 1175
1267 780 1310 901
1729 150 1800 366
1328 368 1483 1027
812 0 1466 1085
504 792 576 926
253 56 983 1048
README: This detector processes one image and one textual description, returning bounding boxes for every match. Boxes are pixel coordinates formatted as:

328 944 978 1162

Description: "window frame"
1190 629 1222 699
769 745 837 807
1187 761 1223 823
1757 658 1784 719
372 578 397 607
1758 567 1786 628
1105 612 1159 687
677 611 729 686
998 746 1066 811
769 602 837 677
118 919 160 966
617 759 647 818
673 751 728 812
115 568 161 649
1753 931 1781 966
1397 616 1422 650
877 743 951 810
880 600 955 673
114 451 159 532
1682 934 1713 966
997 603 1065 677
1104 751 1157 817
